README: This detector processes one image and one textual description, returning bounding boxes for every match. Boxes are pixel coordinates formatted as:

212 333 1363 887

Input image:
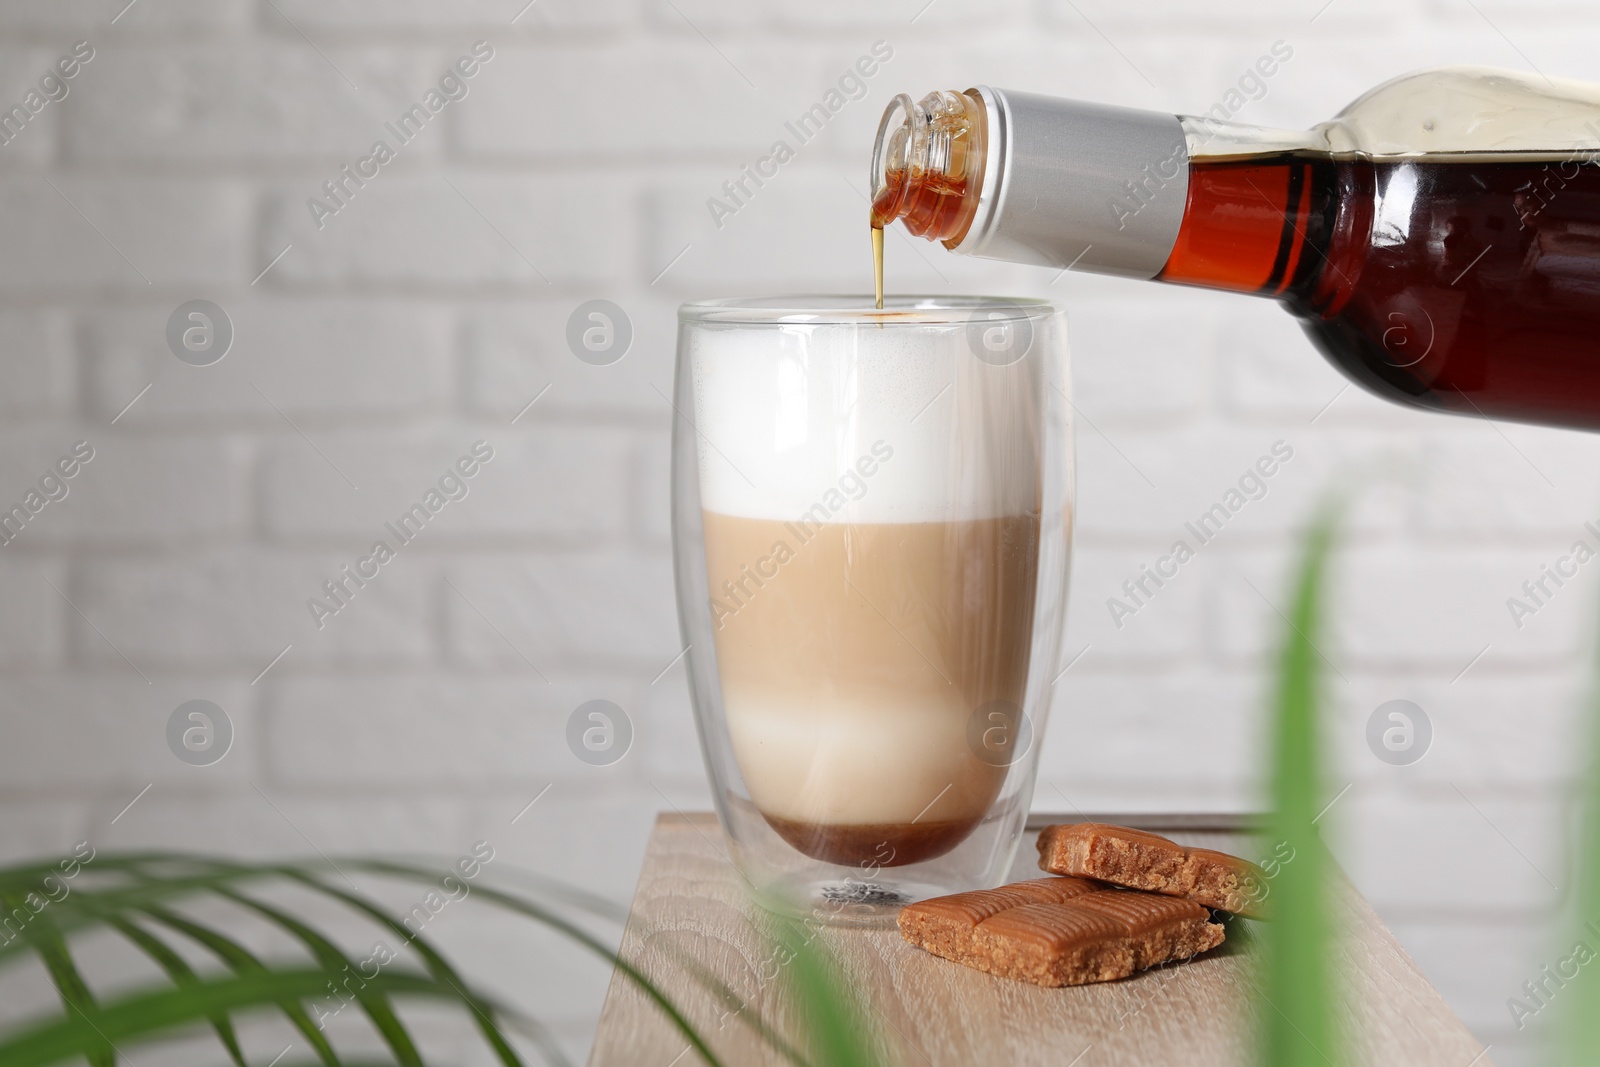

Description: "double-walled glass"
671 295 1072 926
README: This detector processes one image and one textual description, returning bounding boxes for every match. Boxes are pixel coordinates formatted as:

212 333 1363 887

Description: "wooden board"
588 813 1491 1067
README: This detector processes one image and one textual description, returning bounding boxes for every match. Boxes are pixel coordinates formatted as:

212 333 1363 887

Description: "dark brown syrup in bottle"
1161 154 1600 431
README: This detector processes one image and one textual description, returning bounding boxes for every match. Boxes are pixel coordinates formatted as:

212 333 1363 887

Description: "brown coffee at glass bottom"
702 509 1040 868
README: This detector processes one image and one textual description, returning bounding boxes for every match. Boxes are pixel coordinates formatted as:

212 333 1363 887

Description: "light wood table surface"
589 813 1490 1067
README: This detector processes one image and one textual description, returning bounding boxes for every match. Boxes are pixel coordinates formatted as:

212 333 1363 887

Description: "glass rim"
678 293 1060 325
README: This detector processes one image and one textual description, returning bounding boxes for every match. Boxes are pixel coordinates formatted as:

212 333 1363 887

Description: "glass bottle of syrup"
870 68 1600 432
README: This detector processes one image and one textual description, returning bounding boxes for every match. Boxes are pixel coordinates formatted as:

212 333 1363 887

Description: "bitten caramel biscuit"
1069 889 1231 970
1036 823 1268 919
896 877 1100 969
898 879 1224 987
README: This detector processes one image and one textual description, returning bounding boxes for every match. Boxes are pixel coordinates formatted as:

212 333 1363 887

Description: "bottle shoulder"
1185 66 1600 163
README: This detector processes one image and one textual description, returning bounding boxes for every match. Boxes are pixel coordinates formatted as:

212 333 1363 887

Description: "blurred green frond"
1559 599 1600 1065
768 911 886 1067
0 854 725 1067
1259 500 1343 1067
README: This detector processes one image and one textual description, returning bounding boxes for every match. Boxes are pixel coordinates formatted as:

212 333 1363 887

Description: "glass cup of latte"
671 296 1072 926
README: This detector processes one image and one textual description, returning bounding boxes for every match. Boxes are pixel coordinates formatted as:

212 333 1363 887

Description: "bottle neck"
872 88 1330 292
895 89 1197 279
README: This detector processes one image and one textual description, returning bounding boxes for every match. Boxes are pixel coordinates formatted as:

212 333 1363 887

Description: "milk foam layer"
689 318 1043 524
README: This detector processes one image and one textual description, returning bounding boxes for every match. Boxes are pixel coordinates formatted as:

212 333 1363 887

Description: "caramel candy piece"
1071 889 1231 970
898 879 1224 987
1036 823 1268 919
971 903 1132 987
897 877 1100 969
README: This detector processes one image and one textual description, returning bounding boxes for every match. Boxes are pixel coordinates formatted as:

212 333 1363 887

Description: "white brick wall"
0 1 1592 1061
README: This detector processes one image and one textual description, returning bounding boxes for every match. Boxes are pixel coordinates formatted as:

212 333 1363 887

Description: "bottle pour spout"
869 89 986 244
875 86 1192 278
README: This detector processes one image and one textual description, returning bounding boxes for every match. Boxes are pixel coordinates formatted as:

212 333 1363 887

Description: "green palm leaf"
1258 501 1342 1067
671 952 817 1067
0 861 283 971
0 854 728 1067
1558 595 1600 1066
209 885 425 1067
342 858 728 1067
2 893 114 1067
768 912 883 1067
267 868 523 1067
0 850 884 1067
0 969 463 1067
139 902 342 1067
104 915 248 1067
